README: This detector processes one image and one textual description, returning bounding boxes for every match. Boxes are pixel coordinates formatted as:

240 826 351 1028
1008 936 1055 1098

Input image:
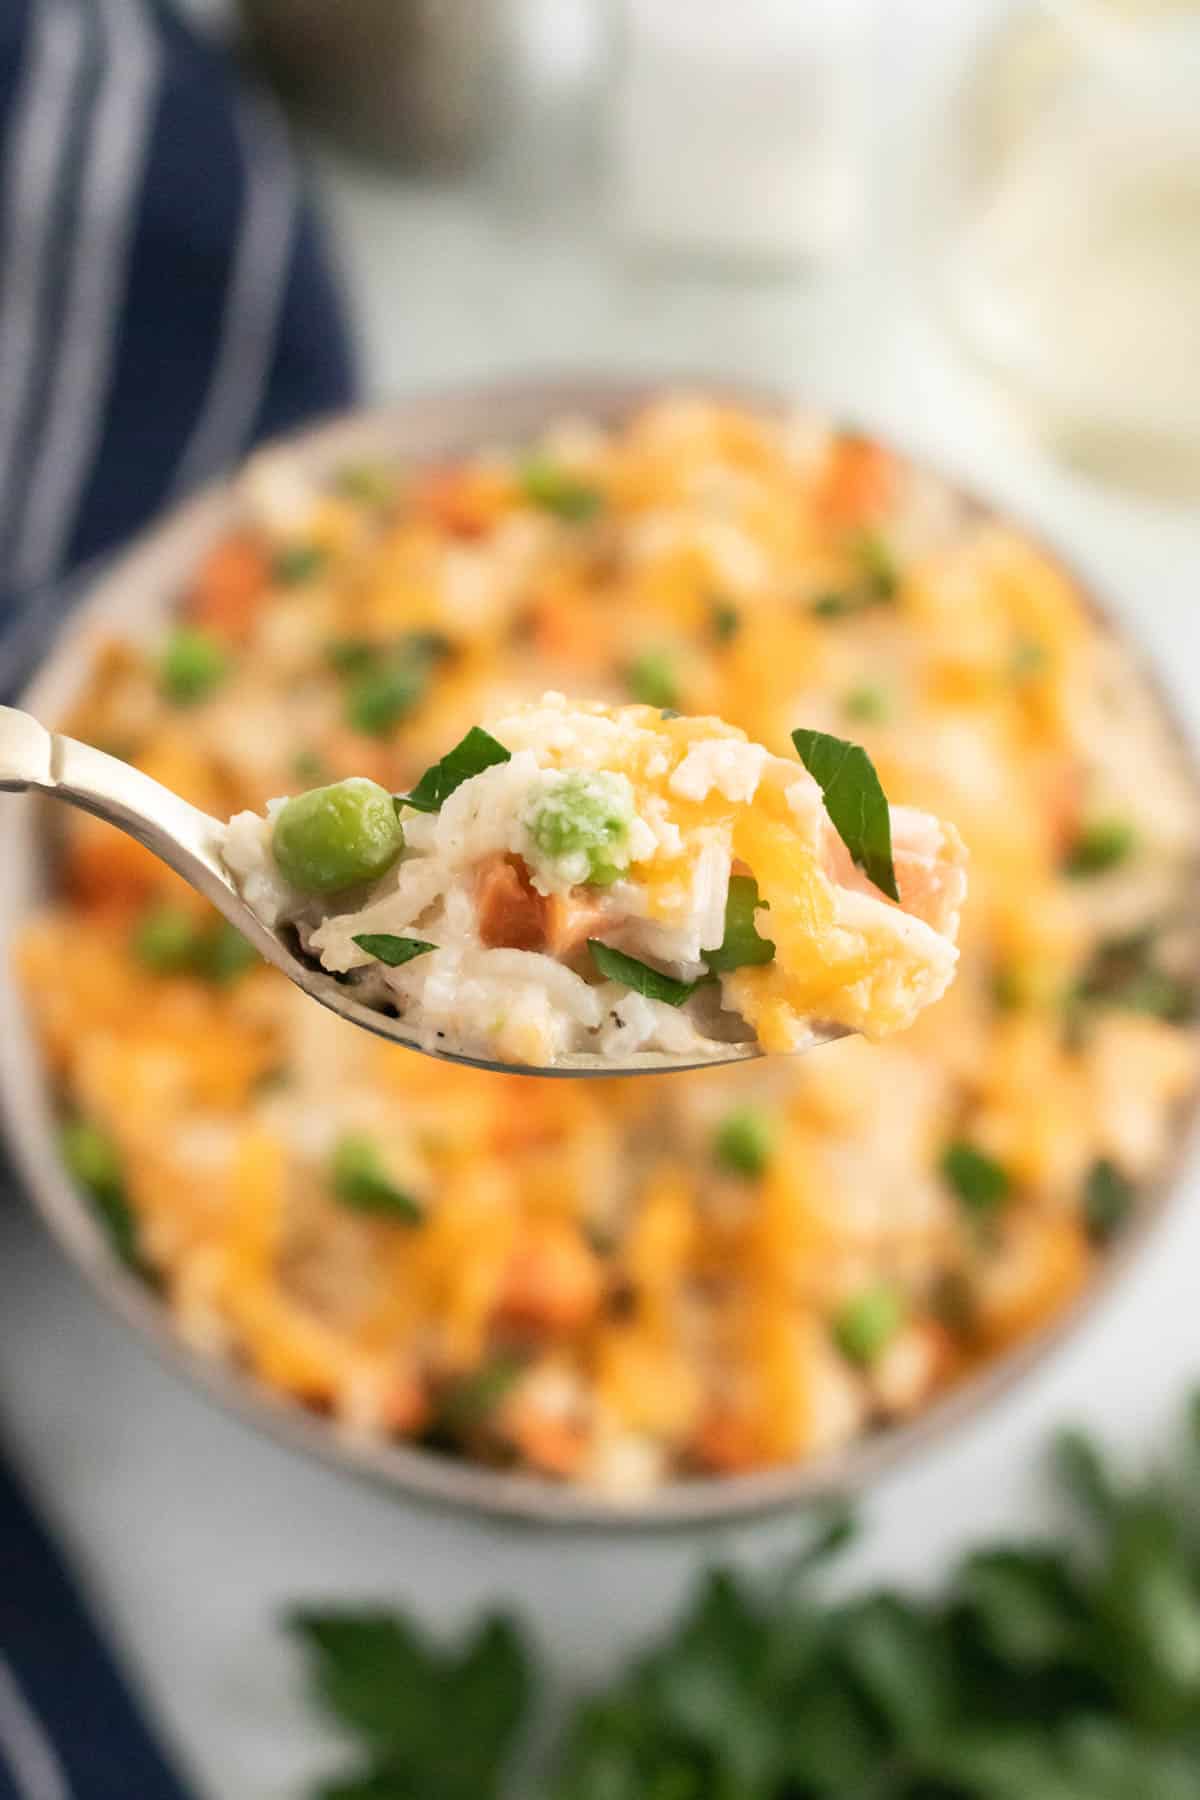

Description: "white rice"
220 694 965 1067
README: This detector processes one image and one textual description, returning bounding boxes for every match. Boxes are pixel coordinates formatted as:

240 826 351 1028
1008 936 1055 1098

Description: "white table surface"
4 6 1200 1795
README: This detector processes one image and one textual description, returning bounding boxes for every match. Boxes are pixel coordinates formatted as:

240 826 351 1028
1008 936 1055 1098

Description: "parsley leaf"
704 874 775 973
941 1140 1011 1214
1065 819 1136 878
1075 929 1196 1023
274 544 327 586
331 1135 423 1223
587 941 702 1007
710 598 741 643
435 1353 527 1438
520 458 603 522
290 1399 1200 1800
290 1609 529 1800
1084 1158 1135 1244
398 728 512 813
352 934 437 968
60 1117 144 1276
791 727 899 902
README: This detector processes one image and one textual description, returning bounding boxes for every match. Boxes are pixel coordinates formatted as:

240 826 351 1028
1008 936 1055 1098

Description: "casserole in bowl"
3 378 1198 1524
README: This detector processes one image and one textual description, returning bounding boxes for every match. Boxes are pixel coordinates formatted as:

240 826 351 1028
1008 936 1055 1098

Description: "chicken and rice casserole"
222 694 967 1067
19 396 1200 1497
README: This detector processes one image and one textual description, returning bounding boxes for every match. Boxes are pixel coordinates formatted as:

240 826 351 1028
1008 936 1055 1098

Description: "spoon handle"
0 704 235 911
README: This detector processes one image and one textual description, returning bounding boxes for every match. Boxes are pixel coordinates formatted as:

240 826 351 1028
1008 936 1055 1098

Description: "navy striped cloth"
0 0 357 694
0 1 357 1794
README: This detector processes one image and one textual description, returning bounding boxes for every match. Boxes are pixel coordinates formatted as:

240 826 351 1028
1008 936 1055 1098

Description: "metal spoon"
0 705 844 1076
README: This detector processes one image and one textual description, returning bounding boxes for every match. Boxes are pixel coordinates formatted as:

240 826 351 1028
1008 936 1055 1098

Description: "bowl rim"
3 370 1198 1530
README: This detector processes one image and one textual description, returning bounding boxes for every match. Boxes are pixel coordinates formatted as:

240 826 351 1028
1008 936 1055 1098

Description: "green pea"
273 544 326 586
60 1117 141 1272
272 778 406 895
160 627 230 705
196 921 259 984
528 771 632 885
132 904 202 974
833 1284 905 1366
60 1117 124 1204
1064 819 1136 878
520 458 603 522
713 1107 775 1179
626 650 679 710
843 685 891 724
346 660 427 737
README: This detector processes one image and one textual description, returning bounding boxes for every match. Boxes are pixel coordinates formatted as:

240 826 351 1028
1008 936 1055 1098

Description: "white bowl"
2 376 1196 1525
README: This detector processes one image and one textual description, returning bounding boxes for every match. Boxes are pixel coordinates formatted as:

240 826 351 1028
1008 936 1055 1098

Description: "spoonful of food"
0 695 966 1076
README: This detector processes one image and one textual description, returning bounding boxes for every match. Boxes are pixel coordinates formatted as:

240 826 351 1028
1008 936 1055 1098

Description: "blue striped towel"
0 2 357 1793
0 0 357 695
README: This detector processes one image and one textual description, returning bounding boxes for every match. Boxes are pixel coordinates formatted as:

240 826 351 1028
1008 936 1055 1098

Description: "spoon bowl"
0 705 845 1077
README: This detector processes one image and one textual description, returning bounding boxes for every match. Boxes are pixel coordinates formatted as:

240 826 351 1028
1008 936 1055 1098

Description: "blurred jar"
239 0 504 168
929 0 1200 498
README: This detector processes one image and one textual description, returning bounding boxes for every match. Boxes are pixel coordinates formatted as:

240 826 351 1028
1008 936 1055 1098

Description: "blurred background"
2 1 1200 1794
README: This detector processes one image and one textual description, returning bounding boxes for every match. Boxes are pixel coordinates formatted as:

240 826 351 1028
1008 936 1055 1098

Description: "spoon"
0 705 845 1077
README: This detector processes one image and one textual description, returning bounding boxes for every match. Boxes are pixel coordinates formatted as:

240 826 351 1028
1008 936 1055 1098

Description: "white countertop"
4 7 1200 1795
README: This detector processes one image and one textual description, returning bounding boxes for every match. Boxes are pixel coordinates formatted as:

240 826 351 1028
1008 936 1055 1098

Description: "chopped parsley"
703 875 775 973
810 532 899 621
1083 1159 1135 1244
792 727 899 902
1011 635 1050 680
941 1140 1011 1215
1074 929 1196 1024
352 934 437 968
436 1352 527 1437
398 727 512 813
330 1134 423 1222
853 528 899 601
588 941 701 1008
59 1118 143 1274
710 598 742 643
1064 819 1136 878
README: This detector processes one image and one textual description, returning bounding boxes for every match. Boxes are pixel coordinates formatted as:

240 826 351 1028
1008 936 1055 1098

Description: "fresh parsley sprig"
793 726 900 902
397 727 512 814
291 1399 1200 1798
352 934 437 968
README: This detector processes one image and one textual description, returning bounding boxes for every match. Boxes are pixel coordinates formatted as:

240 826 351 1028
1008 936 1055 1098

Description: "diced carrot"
386 1372 431 1436
494 1226 603 1337
411 465 509 539
64 812 183 912
506 1407 588 1478
185 532 271 642
815 435 897 528
474 852 612 958
544 890 611 958
475 854 548 951
690 1405 762 1474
